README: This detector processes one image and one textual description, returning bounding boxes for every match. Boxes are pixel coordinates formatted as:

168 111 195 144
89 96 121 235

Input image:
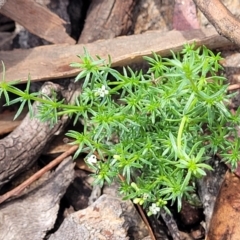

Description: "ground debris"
0 157 75 240
49 194 150 240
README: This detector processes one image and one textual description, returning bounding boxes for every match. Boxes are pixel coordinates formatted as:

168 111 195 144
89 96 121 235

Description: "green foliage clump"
1 44 240 215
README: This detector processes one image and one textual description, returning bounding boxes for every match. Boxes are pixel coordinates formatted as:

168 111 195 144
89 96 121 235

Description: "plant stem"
177 115 187 150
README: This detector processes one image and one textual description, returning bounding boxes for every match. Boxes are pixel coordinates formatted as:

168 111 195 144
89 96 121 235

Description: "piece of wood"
0 0 75 44
78 0 137 43
0 82 63 188
49 194 149 240
0 157 75 240
206 171 240 240
193 0 240 46
0 146 78 205
197 158 227 232
0 81 80 189
0 28 233 84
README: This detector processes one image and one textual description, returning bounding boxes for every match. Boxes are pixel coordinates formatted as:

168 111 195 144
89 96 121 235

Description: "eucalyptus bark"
0 81 79 189
0 157 75 240
193 0 240 46
78 0 137 43
0 0 74 44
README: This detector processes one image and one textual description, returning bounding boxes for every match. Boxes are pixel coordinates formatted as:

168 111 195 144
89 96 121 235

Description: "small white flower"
95 85 109 97
87 155 97 165
149 203 160 215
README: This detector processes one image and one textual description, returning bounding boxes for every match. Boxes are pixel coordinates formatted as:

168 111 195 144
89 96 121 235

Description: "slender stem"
7 86 89 111
6 87 54 105
188 77 198 92
177 115 187 150
109 82 125 94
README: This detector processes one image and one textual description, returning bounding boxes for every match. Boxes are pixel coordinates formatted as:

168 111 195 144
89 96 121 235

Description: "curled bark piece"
0 81 78 189
193 0 240 46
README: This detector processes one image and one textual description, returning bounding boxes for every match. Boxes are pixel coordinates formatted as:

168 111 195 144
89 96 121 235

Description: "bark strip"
193 0 240 46
0 0 75 44
0 28 232 83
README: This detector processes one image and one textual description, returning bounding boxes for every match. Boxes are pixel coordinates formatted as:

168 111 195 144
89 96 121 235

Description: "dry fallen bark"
49 194 149 240
0 157 75 240
78 0 137 43
0 81 80 189
193 0 240 46
0 28 232 83
197 158 227 232
0 145 78 204
0 0 75 44
206 171 240 240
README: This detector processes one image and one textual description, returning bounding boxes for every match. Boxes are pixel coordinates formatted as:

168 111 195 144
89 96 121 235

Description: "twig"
0 145 78 205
